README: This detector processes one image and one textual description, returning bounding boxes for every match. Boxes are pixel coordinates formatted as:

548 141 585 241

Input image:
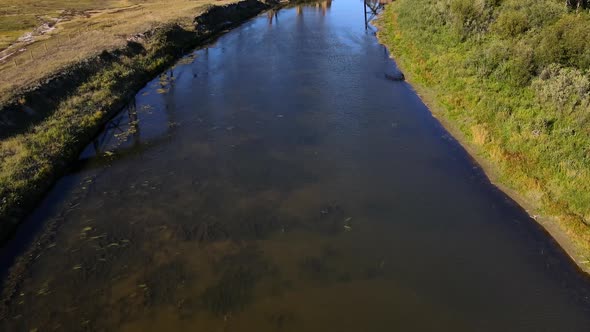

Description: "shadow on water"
1 1 590 331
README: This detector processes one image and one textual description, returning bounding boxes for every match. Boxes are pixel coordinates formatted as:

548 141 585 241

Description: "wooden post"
29 51 33 60
14 59 17 67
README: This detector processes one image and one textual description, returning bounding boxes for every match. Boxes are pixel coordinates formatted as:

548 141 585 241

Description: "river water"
1 1 590 331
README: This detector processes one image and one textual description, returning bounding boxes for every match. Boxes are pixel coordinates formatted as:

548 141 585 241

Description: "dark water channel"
1 1 590 331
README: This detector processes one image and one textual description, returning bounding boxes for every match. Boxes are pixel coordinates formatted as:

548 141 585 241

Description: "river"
1 1 589 331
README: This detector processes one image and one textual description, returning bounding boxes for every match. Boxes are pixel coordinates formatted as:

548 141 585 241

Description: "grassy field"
0 0 238 104
0 0 128 50
377 0 590 266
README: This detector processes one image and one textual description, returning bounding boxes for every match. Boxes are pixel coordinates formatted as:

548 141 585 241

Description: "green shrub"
525 0 566 29
492 9 529 37
469 38 511 76
492 0 565 38
470 39 534 87
533 64 590 113
448 0 494 39
536 14 590 70
495 42 535 86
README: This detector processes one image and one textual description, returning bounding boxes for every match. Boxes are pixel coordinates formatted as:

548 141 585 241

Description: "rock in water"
385 71 405 81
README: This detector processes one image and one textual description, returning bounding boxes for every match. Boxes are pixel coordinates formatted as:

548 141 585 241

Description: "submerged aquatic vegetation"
203 246 277 315
202 266 258 316
141 261 194 308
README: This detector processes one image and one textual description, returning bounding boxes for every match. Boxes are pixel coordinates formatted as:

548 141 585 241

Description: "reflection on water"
363 0 391 28
269 0 333 25
294 0 332 16
1 1 590 331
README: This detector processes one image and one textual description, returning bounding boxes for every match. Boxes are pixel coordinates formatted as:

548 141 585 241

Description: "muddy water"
2 1 590 331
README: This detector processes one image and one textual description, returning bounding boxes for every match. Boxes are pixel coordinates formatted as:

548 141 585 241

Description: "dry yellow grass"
0 0 238 104
470 124 490 146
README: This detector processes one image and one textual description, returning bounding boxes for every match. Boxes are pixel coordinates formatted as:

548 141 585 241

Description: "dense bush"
492 9 530 37
469 38 511 77
445 0 496 39
471 40 535 86
492 0 564 37
459 0 590 89
535 15 590 70
494 42 535 86
533 64 590 113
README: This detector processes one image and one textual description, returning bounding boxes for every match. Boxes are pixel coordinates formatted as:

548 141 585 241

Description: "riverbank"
376 0 590 274
0 0 245 105
3 3 590 329
0 0 275 242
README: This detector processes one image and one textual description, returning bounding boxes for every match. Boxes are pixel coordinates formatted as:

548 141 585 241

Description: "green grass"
377 0 590 260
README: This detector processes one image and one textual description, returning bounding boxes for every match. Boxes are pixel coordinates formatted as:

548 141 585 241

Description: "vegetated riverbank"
0 0 278 243
376 0 590 273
